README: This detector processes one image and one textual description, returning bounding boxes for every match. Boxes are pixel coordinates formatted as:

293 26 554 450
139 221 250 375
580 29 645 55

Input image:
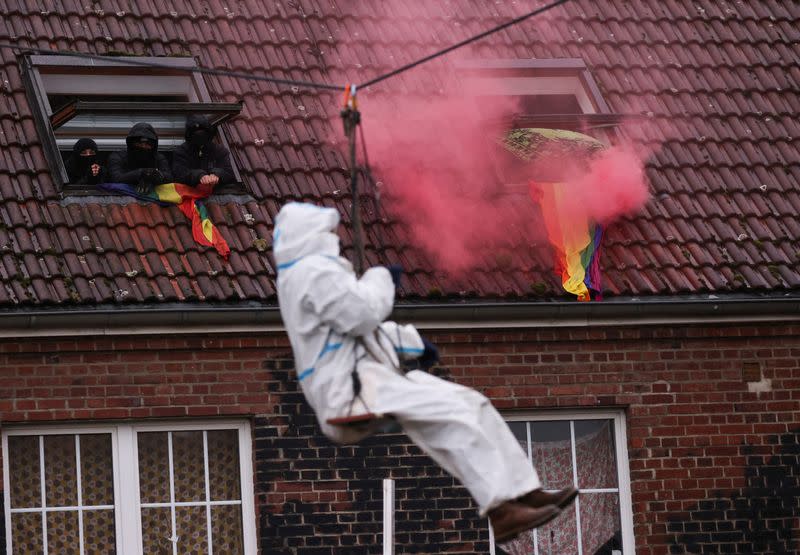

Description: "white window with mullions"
3 421 257 554
490 410 634 555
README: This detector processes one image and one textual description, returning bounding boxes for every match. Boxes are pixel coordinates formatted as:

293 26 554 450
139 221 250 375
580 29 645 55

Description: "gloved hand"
135 179 153 195
141 168 163 186
386 264 403 289
418 338 439 370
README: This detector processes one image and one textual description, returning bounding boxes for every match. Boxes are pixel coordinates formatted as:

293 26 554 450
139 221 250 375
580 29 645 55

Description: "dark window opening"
22 55 248 195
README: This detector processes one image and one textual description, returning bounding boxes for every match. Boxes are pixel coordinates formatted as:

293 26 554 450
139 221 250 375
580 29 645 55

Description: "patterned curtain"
501 420 620 555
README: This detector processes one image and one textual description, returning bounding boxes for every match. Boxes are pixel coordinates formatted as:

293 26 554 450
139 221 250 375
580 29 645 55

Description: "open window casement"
461 58 622 137
49 100 242 151
460 58 622 187
22 55 243 190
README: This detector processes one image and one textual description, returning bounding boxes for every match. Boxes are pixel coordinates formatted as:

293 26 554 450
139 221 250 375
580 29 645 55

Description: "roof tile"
0 1 799 306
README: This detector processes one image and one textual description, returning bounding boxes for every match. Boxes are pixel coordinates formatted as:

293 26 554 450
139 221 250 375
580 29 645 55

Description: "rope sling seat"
327 412 391 426
324 331 421 429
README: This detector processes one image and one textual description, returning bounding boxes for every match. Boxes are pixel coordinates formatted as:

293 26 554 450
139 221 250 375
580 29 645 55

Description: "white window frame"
20 55 243 190
2 420 257 555
489 409 635 555
459 58 610 115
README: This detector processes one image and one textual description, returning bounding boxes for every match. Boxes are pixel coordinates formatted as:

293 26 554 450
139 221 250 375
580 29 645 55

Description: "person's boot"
488 500 561 543
518 486 579 511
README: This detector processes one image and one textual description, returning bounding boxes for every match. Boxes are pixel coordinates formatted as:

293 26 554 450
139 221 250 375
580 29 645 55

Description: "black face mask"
78 153 97 169
189 130 211 148
129 146 155 167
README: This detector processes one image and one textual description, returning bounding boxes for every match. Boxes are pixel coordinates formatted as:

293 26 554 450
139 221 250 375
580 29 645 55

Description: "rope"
357 0 571 89
1 0 570 92
0 42 341 91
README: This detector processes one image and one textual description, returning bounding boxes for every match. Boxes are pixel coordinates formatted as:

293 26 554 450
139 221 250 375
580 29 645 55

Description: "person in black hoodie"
108 122 171 193
172 115 234 188
65 138 105 185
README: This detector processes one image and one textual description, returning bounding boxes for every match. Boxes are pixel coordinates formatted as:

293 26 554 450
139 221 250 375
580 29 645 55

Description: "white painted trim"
140 500 242 508
570 421 584 555
0 309 797 339
40 74 198 101
238 423 259 555
2 420 258 555
75 435 85 555
614 412 636 555
490 410 635 555
383 478 395 555
463 75 597 113
122 425 143 555
2 433 12 555
166 432 179 555
10 505 116 513
39 436 48 555
204 431 214 555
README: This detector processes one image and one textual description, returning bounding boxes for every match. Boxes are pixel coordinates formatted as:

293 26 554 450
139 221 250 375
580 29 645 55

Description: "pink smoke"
363 92 530 273
363 85 651 276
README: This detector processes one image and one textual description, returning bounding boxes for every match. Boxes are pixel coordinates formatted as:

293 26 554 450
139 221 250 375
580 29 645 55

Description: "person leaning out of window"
108 122 171 194
65 138 106 185
172 115 234 189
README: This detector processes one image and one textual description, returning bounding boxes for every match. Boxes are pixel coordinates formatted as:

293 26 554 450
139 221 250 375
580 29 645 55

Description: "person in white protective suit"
272 201 578 542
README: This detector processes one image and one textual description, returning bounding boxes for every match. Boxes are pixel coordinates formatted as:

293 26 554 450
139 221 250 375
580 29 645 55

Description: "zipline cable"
0 0 570 93
0 42 341 91
357 0 571 89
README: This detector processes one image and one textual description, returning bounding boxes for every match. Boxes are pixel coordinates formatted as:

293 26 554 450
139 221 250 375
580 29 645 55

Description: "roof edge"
0 296 798 337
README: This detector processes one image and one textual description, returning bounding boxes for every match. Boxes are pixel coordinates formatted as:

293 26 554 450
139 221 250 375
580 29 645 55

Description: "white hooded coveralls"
273 202 540 514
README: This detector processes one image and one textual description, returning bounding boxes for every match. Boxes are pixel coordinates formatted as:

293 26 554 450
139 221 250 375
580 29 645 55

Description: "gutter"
0 295 797 337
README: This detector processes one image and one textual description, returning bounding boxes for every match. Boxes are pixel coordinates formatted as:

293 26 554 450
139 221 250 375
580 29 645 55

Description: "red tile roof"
0 0 798 307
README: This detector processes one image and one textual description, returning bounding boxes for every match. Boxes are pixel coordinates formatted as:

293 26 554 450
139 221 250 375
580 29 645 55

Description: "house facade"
0 1 798 554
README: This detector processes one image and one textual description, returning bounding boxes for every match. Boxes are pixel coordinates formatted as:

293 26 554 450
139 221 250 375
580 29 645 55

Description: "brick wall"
0 322 798 554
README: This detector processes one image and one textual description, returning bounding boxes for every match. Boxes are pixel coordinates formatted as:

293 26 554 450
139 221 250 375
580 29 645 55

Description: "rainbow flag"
531 181 603 301
99 182 230 259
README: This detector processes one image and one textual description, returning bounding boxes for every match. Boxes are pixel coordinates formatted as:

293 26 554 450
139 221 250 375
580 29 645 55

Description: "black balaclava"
126 122 159 167
72 138 98 171
185 115 213 150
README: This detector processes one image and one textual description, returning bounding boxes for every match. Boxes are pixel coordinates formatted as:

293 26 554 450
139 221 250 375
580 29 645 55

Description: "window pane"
508 421 528 458
138 432 170 503
80 434 115 506
537 503 578 555
11 512 44 554
212 505 244 552
46 510 80 554
83 509 117 554
497 529 535 554
44 435 78 507
56 113 187 150
580 493 622 554
172 431 206 502
141 507 172 552
575 420 618 489
531 421 573 489
208 430 241 501
176 505 209 554
8 435 41 508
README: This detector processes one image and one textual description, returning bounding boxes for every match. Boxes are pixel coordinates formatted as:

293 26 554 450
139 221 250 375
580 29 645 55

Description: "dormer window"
462 58 617 134
21 55 244 193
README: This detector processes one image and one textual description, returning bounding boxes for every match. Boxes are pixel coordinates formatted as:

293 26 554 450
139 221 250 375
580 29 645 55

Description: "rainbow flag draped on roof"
98 182 230 259
530 181 603 301
499 128 606 301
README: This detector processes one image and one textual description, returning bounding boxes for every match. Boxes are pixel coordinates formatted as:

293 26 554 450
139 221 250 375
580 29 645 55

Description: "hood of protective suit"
273 202 341 269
